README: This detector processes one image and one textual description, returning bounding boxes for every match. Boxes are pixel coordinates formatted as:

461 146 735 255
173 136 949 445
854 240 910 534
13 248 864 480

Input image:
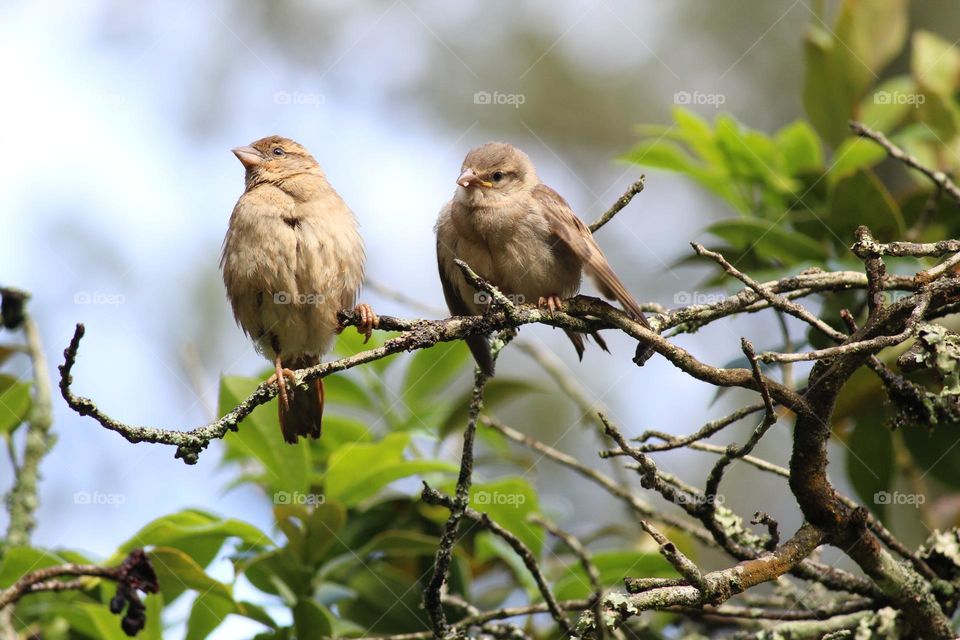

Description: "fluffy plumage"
221 135 369 443
435 142 651 374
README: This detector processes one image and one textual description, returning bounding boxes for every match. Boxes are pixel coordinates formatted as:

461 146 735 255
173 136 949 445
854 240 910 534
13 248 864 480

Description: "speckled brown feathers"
435 142 650 373
221 135 371 443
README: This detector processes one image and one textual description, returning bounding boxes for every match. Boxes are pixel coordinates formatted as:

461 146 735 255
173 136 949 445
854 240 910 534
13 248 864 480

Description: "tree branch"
851 121 960 203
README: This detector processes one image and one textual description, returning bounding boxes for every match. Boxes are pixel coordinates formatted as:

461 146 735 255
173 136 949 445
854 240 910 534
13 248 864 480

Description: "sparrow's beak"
457 168 492 188
232 145 266 168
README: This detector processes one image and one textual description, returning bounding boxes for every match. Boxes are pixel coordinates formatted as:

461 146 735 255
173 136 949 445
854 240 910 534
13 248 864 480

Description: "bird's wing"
537 183 651 328
436 203 495 376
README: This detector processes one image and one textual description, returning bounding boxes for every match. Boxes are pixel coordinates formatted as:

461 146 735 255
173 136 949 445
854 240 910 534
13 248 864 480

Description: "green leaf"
439 378 542 438
705 218 828 263
803 0 906 145
553 549 677 600
844 419 894 520
0 374 31 434
670 107 724 168
912 30 960 97
185 596 277 639
240 548 312 602
186 591 237 640
218 375 311 494
333 328 397 373
115 509 271 572
293 600 335 639
835 0 907 80
323 374 375 410
626 141 744 207
0 547 74 587
273 501 347 565
338 561 429 632
915 91 960 142
357 530 440 559
802 25 858 147
829 137 887 182
623 139 706 175
828 170 905 241
474 531 537 594
54 601 151 640
775 120 824 175
715 115 797 194
402 341 470 406
324 433 457 506
469 477 542 555
859 75 922 132
903 423 960 489
148 546 234 605
311 416 371 461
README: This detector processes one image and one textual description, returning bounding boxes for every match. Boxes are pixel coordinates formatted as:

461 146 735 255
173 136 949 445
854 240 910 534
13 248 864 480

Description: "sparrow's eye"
272 147 285 156
492 171 505 182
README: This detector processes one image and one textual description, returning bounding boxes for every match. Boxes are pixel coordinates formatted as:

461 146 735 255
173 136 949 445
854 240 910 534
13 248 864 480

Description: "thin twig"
589 175 645 232
5 311 54 547
423 368 489 638
851 121 960 203
530 515 607 639
759 290 931 363
422 485 574 636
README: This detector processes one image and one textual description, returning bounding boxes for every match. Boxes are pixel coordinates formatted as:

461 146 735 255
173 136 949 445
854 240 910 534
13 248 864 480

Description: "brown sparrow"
435 142 652 375
221 136 376 443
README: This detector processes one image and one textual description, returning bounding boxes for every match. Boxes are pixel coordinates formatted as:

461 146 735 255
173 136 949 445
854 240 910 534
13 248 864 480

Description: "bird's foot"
538 295 564 316
337 303 380 343
267 361 299 412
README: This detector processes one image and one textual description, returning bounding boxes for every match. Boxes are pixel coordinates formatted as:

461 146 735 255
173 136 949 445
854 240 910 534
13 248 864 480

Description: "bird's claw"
538 295 564 316
267 366 299 412
353 303 379 344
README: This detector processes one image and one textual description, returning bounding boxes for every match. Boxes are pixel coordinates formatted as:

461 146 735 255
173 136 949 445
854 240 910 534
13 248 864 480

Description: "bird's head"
232 136 322 188
455 142 537 206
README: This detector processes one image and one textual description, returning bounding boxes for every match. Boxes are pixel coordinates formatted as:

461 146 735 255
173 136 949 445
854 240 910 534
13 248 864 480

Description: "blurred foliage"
626 0 960 537
5 1 960 638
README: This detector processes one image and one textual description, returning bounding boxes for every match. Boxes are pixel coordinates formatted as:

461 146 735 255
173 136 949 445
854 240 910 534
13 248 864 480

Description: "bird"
221 135 377 444
435 142 653 375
